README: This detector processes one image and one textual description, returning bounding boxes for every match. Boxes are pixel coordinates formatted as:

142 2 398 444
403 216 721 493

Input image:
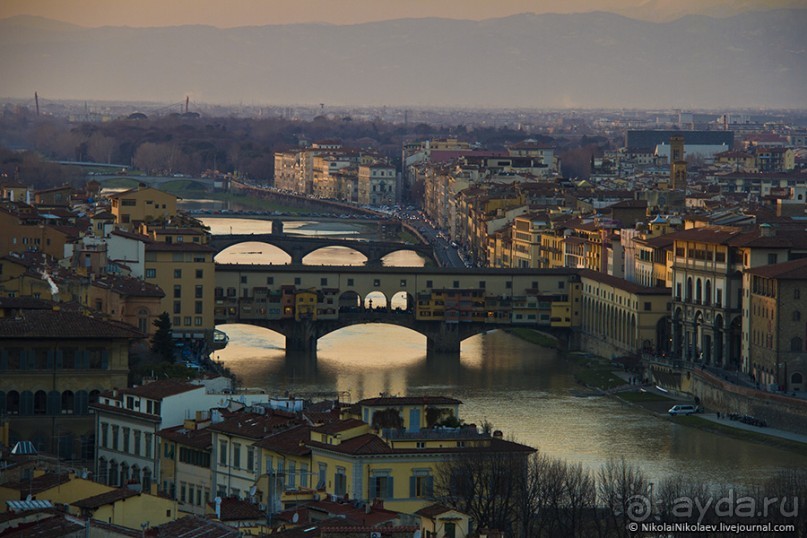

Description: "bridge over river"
214 264 578 356
209 230 436 265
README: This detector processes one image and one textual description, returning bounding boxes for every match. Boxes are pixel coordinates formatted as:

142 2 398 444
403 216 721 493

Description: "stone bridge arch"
209 234 435 265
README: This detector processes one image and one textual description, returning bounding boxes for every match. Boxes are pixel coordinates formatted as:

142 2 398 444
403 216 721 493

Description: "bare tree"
596 457 648 538
87 132 117 164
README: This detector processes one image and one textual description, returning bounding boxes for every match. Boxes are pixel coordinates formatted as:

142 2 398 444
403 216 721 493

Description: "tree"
150 312 175 362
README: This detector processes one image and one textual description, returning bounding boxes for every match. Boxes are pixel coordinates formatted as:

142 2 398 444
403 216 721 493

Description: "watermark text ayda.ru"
625 490 799 524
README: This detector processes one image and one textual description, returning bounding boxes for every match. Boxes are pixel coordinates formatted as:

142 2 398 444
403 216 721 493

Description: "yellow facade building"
109 186 178 228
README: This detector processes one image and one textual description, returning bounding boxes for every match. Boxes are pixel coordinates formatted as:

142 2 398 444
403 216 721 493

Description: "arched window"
686 277 693 301
794 311 801 322
98 457 107 484
791 372 803 384
6 391 19 415
792 337 804 352
34 390 47 415
109 460 118 486
696 279 702 304
705 280 712 306
120 462 129 486
137 308 150 334
143 467 152 491
62 391 75 414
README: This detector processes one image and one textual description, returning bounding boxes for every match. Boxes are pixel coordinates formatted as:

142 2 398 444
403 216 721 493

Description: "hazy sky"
1 0 799 27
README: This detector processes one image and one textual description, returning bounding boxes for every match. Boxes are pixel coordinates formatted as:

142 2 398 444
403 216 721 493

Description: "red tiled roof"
2 472 70 496
0 310 144 339
208 411 297 439
309 433 393 455
746 257 807 279
312 418 366 435
415 503 457 518
254 424 311 456
207 497 264 521
158 424 212 450
578 269 670 295
148 516 240 538
73 487 139 509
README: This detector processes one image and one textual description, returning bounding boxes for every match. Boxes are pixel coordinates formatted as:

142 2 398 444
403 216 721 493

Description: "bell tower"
670 136 687 191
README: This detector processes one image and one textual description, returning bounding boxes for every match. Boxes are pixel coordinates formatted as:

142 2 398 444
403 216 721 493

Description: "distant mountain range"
1 10 805 109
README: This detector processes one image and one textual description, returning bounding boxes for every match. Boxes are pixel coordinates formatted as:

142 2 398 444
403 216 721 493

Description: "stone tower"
670 136 687 191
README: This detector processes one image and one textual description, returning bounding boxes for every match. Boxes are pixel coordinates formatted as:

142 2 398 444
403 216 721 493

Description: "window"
506 281 512 289
174 269 182 278
184 316 192 326
101 422 109 448
145 433 153 458
644 302 651 311
112 426 119 451
173 285 181 298
134 430 141 456
195 285 203 298
194 317 203 326
792 337 804 352
240 276 247 284
321 278 328 286
369 473 393 499
479 281 486 289
453 280 459 288
410 471 434 498
300 463 308 488
794 311 802 322
317 463 327 489
768 253 778 265
174 301 181 314
795 288 801 299
122 427 130 452
426 280 433 288
288 461 296 488
195 301 203 314
374 279 381 287
145 268 156 278
195 269 203 278
233 443 241 468
219 441 227 465
266 277 274 285
347 278 354 286
334 467 347 496
294 277 301 285
247 447 254 471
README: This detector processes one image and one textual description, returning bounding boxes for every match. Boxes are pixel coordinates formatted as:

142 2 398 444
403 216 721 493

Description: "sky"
1 0 801 27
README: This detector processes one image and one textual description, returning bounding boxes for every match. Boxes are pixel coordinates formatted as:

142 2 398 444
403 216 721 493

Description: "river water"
202 215 807 486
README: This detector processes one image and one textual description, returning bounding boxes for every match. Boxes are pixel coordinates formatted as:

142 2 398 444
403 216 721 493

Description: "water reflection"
216 323 807 486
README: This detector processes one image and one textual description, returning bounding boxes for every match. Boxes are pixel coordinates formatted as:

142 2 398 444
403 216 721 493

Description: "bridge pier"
285 319 319 356
426 323 462 356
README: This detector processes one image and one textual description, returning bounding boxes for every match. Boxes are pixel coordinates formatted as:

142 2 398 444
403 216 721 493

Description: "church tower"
670 136 687 191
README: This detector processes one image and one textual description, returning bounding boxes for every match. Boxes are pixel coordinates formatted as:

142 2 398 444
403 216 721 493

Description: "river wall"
650 362 807 435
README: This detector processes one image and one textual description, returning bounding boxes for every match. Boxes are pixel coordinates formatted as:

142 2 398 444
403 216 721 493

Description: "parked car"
668 404 699 416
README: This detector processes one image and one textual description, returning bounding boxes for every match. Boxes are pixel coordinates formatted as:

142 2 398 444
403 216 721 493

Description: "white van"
668 404 699 416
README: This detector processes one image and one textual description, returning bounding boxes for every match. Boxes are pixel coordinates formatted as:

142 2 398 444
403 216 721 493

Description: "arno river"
200 214 807 486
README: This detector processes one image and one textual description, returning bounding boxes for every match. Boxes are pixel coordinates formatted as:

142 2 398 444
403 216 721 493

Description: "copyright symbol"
627 522 638 532
626 494 652 522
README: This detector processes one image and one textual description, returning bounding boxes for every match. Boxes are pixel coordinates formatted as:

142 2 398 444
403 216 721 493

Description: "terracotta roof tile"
746 257 807 279
73 487 139 509
0 310 144 339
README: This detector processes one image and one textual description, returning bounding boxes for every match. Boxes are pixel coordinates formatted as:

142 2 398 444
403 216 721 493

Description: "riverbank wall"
649 362 807 435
